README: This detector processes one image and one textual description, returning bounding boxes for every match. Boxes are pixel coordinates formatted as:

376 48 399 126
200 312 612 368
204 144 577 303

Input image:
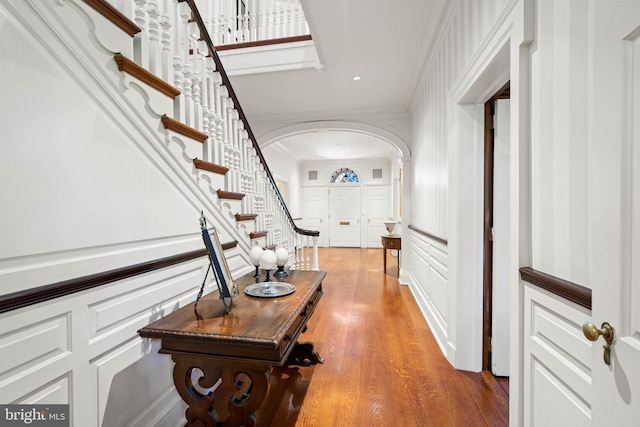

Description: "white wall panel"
20 375 71 405
524 284 592 426
87 261 207 349
0 313 72 404
410 0 513 239
529 0 590 284
530 357 590 427
92 339 179 427
406 229 451 359
0 259 215 425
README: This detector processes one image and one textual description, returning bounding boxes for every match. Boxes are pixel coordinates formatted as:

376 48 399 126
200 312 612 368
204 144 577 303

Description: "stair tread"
193 159 229 175
114 54 180 99
235 213 258 221
249 230 269 239
161 115 208 142
84 0 141 36
217 189 245 200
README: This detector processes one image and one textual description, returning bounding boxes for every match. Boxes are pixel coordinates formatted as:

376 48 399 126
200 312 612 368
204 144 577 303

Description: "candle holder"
259 249 277 282
273 247 289 277
249 246 263 278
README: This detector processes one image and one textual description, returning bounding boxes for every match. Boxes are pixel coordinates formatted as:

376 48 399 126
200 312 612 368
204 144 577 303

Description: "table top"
138 269 326 362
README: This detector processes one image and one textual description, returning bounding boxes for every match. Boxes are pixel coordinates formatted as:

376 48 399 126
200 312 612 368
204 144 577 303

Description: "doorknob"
582 322 615 366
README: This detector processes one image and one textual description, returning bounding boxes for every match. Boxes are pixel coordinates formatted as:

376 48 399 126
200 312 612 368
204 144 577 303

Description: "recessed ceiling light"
352 75 362 81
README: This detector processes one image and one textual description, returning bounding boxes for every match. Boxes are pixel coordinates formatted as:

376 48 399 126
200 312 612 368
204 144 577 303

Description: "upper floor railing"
200 0 310 47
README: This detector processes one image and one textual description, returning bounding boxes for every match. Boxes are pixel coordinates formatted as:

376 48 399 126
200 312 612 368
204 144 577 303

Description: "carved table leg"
171 354 271 427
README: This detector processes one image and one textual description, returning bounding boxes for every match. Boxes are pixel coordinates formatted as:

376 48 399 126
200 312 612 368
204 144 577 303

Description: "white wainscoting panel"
0 257 217 426
91 338 182 427
0 312 71 404
406 229 451 359
524 283 592 426
20 375 71 405
87 260 207 354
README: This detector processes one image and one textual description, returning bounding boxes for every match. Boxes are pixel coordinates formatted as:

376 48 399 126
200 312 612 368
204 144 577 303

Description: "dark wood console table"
381 235 401 277
138 270 325 427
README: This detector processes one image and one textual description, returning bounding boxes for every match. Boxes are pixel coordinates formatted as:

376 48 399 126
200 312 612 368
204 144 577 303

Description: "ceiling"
225 0 442 161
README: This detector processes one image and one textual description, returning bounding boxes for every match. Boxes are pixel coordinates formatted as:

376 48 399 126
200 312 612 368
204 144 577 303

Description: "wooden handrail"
520 267 591 310
408 224 448 246
0 241 238 314
214 35 313 51
182 0 319 238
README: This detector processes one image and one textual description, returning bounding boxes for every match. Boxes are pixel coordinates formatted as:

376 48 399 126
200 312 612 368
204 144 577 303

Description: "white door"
589 2 640 424
329 186 361 247
302 187 327 246
491 99 510 377
366 186 390 248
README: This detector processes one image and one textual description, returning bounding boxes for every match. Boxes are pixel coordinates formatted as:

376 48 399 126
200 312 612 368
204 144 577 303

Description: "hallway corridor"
266 248 509 426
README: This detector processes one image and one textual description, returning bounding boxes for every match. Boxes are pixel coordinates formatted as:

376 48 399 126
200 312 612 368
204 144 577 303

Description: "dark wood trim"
220 241 238 251
193 158 229 175
0 241 238 314
183 0 319 238
114 54 180 99
482 95 495 371
520 267 592 310
482 80 510 371
249 230 269 239
235 213 258 221
161 115 208 142
217 189 245 200
82 0 141 36
214 34 313 51
407 225 448 246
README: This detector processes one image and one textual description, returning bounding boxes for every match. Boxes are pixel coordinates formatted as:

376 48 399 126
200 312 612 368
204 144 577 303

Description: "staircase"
0 1 319 421
86 0 319 271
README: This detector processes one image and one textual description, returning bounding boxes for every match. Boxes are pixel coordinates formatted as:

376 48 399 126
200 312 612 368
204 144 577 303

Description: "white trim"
257 120 411 158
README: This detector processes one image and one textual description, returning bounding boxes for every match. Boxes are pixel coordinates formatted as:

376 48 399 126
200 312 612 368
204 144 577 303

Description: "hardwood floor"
266 247 509 427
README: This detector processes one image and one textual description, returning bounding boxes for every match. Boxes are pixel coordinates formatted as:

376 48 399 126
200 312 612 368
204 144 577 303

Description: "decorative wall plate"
244 282 296 298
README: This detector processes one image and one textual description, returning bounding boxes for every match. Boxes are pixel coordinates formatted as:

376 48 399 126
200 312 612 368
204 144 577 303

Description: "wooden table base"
172 354 270 427
171 342 323 427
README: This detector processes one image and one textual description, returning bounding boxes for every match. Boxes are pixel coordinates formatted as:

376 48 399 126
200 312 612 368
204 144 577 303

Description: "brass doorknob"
582 322 615 344
582 321 615 366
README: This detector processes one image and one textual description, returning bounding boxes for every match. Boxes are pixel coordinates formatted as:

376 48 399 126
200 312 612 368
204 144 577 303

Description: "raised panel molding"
0 313 71 403
524 284 592 426
87 261 207 346
531 357 591 427
406 229 452 361
19 375 71 405
0 261 211 423
91 339 179 427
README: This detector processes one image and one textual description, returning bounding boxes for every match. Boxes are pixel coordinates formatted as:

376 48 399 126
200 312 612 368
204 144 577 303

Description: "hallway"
266 248 509 426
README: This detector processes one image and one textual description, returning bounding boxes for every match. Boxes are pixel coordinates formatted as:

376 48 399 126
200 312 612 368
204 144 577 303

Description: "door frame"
482 82 511 371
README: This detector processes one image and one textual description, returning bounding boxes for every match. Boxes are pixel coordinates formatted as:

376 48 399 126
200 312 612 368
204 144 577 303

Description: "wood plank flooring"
265 247 509 427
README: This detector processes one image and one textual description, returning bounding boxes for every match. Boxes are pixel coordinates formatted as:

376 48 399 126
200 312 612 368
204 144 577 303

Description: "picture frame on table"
200 213 237 310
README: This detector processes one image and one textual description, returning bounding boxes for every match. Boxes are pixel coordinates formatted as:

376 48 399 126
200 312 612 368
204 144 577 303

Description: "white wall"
0 1 252 425
300 157 391 186
408 0 613 426
262 143 302 217
407 0 515 372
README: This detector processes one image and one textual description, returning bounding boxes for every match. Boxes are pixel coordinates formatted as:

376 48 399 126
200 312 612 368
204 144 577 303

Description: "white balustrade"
107 0 318 270
198 0 309 46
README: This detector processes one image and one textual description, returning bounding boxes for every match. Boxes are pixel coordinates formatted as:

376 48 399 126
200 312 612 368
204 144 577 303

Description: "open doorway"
483 82 511 382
